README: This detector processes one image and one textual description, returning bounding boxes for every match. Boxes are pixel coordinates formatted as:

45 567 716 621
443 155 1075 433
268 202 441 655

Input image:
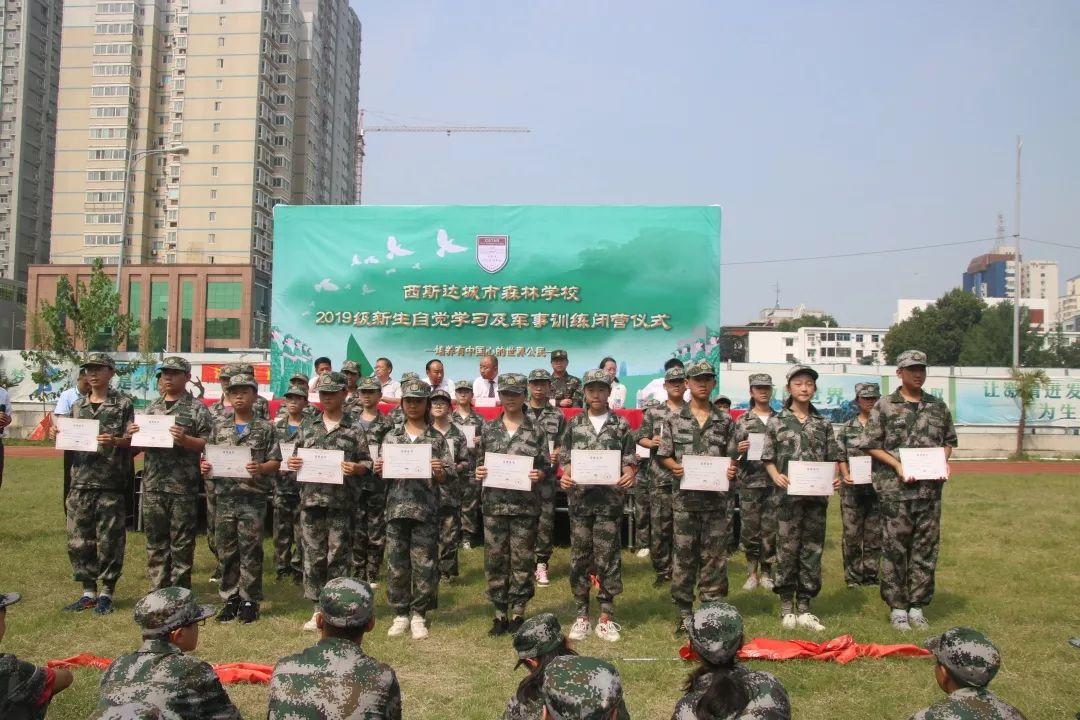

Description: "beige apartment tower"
48 0 360 348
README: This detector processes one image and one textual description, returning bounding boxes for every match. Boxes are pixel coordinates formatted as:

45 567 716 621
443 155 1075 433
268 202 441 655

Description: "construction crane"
355 109 530 203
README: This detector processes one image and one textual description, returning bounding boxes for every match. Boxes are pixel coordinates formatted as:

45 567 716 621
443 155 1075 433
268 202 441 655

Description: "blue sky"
349 1 1079 327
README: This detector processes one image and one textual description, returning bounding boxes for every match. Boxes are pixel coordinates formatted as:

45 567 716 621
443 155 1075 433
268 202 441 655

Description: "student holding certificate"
657 360 738 637
271 382 308 584
350 375 396 587
838 382 883 589
452 380 486 552
473 373 550 637
860 349 958 632
199 374 281 624
558 369 637 644
525 368 566 589
430 389 470 583
48 353 134 615
373 379 454 641
761 365 843 632
287 372 372 632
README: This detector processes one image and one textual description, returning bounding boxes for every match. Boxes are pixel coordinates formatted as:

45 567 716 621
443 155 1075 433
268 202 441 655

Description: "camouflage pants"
484 513 538 616
350 477 387 583
438 506 461 576
879 498 941 609
569 512 622 617
215 494 266 602
460 481 482 544
300 506 352 603
739 485 778 571
66 488 126 590
773 497 828 604
632 480 651 550
272 492 302 574
841 489 881 585
649 484 674 578
671 509 730 613
534 476 557 565
386 517 439 617
204 478 218 561
142 491 198 591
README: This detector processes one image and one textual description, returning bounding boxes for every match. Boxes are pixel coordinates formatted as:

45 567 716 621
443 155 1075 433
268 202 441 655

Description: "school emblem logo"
476 235 509 274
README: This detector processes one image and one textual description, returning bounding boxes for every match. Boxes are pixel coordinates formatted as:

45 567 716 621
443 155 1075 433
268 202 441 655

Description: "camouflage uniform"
559 373 637 618
540 656 629 720
674 602 791 720
761 376 844 611
451 393 486 546
477 376 550 618
729 374 779 577
659 365 737 616
66 365 135 594
502 613 566 719
550 372 583 408
0 592 56 720
435 413 468 577
274 373 321 422
525 369 566 569
295 373 372 603
382 380 456 618
268 578 401 720
351 376 395 583
909 627 1026 720
838 383 883 586
340 360 364 418
140 359 213 591
860 351 958 611
272 391 306 578
637 392 681 581
89 702 163 719
95 587 240 720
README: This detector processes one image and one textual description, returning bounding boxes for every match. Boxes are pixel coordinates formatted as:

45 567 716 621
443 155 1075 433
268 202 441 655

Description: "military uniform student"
452 379 486 549
430 388 470 582
287 371 373 631
268 578 401 720
549 348 583 408
48 353 134 615
657 360 738 636
351 374 396 585
838 382 883 588
559 369 638 643
271 382 309 583
501 613 577 720
275 371 322 421
525 368 566 589
129 356 212 591
340 359 363 416
374 378 456 640
200 373 281 623
540 655 629 720
474 373 551 635
0 591 74 719
203 363 238 582
760 365 844 632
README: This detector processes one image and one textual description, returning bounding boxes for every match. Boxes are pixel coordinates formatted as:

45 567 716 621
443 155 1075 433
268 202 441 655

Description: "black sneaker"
653 575 670 588
488 617 509 637
93 595 115 615
674 616 689 638
508 616 525 633
292 569 304 586
216 595 241 622
63 596 96 612
238 600 259 624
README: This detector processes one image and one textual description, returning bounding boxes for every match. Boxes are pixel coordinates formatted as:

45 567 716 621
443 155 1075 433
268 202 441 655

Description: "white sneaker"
797 613 825 631
368 581 379 589
908 608 929 630
634 548 650 558
742 573 759 591
534 563 550 587
568 616 590 641
410 614 428 640
461 541 472 551
760 574 775 590
890 609 911 631
387 615 409 637
781 613 797 630
595 618 621 642
302 611 319 631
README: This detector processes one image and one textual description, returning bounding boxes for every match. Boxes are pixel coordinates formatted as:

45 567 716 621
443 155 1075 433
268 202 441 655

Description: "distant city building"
1022 260 1059 326
757 304 829 326
747 326 887 365
963 245 1019 299
1059 275 1080 333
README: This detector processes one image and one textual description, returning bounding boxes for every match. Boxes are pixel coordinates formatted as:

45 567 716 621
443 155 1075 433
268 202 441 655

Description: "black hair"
599 356 620 383
782 373 817 410
664 358 685 371
683 647 750 719
715 398 731 407
376 357 393 371
314 357 332 368
322 623 367 643
514 641 577 708
425 358 442 372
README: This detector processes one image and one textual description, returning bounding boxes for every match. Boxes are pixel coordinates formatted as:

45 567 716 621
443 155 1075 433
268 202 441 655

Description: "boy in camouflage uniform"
95 587 240 720
549 349 583 408
203 364 238 582
340 360 362 416
474 373 550 636
908 627 1026 720
861 350 957 631
351 375 395 585
0 591 74 718
839 382 883 587
559 369 637 643
275 372 321 421
130 357 212 591
761 365 844 632
430 388 469 581
525 368 565 588
49 353 134 614
200 374 281 623
657 361 738 636
452 380 486 549
268 578 401 720
272 382 308 583
541 656 628 720
287 372 373 631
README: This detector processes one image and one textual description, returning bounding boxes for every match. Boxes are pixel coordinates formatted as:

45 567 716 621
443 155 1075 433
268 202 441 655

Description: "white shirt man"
373 357 401 405
471 354 500 405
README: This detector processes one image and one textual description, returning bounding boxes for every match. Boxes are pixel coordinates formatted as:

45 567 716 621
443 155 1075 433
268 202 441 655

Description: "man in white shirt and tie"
471 355 499 405
374 356 401 406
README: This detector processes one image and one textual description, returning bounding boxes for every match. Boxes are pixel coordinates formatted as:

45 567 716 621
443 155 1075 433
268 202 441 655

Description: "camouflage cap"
340 360 361 375
855 382 881 399
513 613 564 662
748 373 774 387
289 371 310 384
551 349 568 360
225 373 258 391
357 375 382 392
687 602 744 665
498 372 527 394
0 591 21 609
217 363 237 380
430 388 452 402
785 364 819 382
313 371 347 393
401 379 431 398
581 369 610 387
133 586 214 638
400 371 420 383
541 655 623 720
714 395 731 405
157 356 191 375
318 577 374 629
236 363 255 376
897 349 928 369
283 382 309 398
665 366 687 382
88 702 163 720
685 360 716 378
454 380 474 392
528 368 553 383
81 352 116 370
926 627 1001 688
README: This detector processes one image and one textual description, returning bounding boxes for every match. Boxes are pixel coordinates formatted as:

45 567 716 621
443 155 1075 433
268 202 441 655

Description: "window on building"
205 318 240 340
784 338 794 347
127 280 141 348
210 189 217 199
206 281 241 310
213 122 220 133
208 211 216 221
149 280 169 351
855 334 863 342
212 144 220 154
871 334 879 343
218 37 225 47
213 101 221 111
180 281 194 352
211 166 219 176
208 233 216 244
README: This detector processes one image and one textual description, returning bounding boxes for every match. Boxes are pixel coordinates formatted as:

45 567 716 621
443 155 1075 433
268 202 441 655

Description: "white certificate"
547 440 555 456
636 443 650 459
368 443 380 459
279 442 296 459
680 455 731 493
482 452 533 491
570 449 621 485
899 447 948 480
460 424 476 449
787 461 836 496
131 414 176 448
474 395 497 408
747 433 765 462
205 445 251 478
296 447 345 484
848 455 872 485
382 442 432 479
55 417 100 452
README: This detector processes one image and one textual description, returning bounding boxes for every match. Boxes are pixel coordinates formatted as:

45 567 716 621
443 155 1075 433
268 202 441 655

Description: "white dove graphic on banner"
435 228 466 258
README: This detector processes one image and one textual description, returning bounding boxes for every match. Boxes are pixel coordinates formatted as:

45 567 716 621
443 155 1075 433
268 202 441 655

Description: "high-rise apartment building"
0 0 63 348
1021 259 1059 326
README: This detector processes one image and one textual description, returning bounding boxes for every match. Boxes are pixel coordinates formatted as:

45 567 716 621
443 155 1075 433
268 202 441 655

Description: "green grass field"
1 456 1076 719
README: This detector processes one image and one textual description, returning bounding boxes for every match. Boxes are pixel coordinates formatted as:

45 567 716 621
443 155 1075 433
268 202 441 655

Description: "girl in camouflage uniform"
272 383 307 583
452 381 486 549
430 389 470 582
838 382 883 588
501 613 576 720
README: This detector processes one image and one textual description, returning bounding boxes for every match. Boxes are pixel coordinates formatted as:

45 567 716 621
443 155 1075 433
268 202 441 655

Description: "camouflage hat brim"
0 591 21 609
498 386 526 394
226 381 258 391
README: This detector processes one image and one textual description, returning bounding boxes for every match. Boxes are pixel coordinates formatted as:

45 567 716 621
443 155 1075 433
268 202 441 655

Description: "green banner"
270 205 721 397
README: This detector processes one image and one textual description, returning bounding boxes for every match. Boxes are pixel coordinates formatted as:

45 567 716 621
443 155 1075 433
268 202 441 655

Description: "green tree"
1009 368 1050 458
775 314 840 332
883 289 985 365
958 302 1041 367
1029 329 1080 368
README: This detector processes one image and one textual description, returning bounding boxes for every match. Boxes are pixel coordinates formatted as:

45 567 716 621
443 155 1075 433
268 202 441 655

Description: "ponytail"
683 658 750 719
